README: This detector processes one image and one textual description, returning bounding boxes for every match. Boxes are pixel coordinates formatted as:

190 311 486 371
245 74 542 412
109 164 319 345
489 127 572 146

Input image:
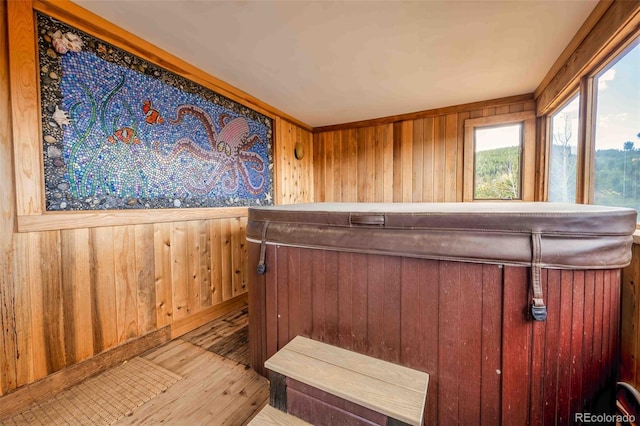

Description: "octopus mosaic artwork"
37 13 274 211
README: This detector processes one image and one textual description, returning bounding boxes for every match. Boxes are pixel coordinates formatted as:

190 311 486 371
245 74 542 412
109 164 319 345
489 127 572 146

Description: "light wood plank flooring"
116 305 268 425
4 305 268 426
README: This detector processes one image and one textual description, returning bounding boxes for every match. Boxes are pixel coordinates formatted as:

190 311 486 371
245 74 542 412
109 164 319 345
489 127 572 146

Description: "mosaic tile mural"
37 13 273 211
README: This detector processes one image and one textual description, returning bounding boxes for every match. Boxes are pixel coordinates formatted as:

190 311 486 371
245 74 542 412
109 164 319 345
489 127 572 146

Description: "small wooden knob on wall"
294 142 304 160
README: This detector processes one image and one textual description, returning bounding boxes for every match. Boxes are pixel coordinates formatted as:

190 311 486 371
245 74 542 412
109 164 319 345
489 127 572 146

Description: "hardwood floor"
2 305 268 426
117 305 268 425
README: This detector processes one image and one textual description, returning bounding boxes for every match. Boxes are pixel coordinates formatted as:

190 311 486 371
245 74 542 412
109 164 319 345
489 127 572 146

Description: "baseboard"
170 294 248 339
0 326 171 421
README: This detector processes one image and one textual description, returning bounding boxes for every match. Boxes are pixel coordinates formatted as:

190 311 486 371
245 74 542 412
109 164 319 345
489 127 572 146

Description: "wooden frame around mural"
8 0 291 232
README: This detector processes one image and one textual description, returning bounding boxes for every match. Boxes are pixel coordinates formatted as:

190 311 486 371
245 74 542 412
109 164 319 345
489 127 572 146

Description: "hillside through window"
548 95 580 203
593 39 640 212
473 124 522 200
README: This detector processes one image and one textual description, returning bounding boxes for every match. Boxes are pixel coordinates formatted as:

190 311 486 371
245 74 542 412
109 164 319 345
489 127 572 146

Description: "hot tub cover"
247 202 637 269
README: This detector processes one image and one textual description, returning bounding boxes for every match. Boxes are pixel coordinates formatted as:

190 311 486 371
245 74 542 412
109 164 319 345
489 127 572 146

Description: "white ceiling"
72 0 598 128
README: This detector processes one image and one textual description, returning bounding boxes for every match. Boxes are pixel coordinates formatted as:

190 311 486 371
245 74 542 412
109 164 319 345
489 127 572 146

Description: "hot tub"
246 202 637 425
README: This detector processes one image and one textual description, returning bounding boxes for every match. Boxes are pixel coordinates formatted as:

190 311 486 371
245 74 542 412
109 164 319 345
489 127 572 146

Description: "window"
473 124 522 200
548 95 580 202
545 33 639 225
592 39 640 212
464 111 535 202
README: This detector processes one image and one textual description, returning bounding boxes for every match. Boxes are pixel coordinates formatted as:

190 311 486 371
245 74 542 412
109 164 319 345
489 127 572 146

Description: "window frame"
463 111 536 202
544 28 640 229
544 91 580 203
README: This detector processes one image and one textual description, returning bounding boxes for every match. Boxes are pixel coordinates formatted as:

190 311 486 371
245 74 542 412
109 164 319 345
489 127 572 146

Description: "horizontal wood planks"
313 98 535 202
256 244 623 425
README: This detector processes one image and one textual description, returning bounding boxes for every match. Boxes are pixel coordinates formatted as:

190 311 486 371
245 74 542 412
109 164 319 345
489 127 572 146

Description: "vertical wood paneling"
266 245 278 358
582 271 596 409
351 254 368 355
276 246 289 349
337 253 353 350
197 220 212 309
220 218 233 301
480 265 502 426
170 223 189 319
186 221 201 314
381 124 393 202
0 0 17 394
400 258 421 369
114 226 138 343
422 117 435 202
433 116 446 202
324 251 339 347
570 271 585 418
60 229 94 364
444 113 458 202
90 227 118 353
154 223 173 328
287 248 302 340
501 266 531 426
13 234 34 388
543 269 561 425
438 262 460 424
421 260 440 426
459 264 483 424
256 244 626 426
134 224 156 335
311 250 326 343
210 219 223 305
314 99 535 203
333 131 343 201
324 132 335 202
0 2 17 395
366 255 385 359
230 217 242 297
412 119 424 202
382 257 401 363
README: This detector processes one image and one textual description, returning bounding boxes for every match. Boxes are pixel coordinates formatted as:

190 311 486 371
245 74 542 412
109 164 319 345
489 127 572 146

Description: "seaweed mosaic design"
37 13 273 211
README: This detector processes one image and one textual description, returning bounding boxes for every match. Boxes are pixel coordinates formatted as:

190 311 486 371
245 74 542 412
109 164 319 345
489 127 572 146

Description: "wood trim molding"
536 0 640 116
17 206 248 232
0 327 171 421
170 294 248 338
464 111 535 129
534 1 614 101
314 94 534 133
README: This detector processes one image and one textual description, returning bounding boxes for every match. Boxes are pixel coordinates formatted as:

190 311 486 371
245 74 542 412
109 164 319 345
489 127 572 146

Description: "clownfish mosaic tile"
36 12 274 211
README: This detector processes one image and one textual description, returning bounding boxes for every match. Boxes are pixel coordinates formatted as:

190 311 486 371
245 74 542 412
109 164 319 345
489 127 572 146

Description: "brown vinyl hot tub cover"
247 202 637 269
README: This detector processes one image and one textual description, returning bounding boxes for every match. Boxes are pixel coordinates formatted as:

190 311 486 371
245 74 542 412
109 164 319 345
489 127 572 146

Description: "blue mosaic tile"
37 12 274 211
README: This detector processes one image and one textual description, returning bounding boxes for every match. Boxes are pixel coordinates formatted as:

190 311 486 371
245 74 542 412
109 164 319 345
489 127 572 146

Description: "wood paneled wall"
0 0 313 405
0 216 250 397
313 99 535 203
275 118 314 204
621 243 640 387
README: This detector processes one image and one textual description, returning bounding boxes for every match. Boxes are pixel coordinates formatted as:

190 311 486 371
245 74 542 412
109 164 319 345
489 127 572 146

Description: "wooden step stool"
260 336 429 426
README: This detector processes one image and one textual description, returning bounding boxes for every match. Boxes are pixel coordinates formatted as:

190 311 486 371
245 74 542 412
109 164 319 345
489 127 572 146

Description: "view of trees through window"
593 39 640 213
548 95 579 202
474 124 522 200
